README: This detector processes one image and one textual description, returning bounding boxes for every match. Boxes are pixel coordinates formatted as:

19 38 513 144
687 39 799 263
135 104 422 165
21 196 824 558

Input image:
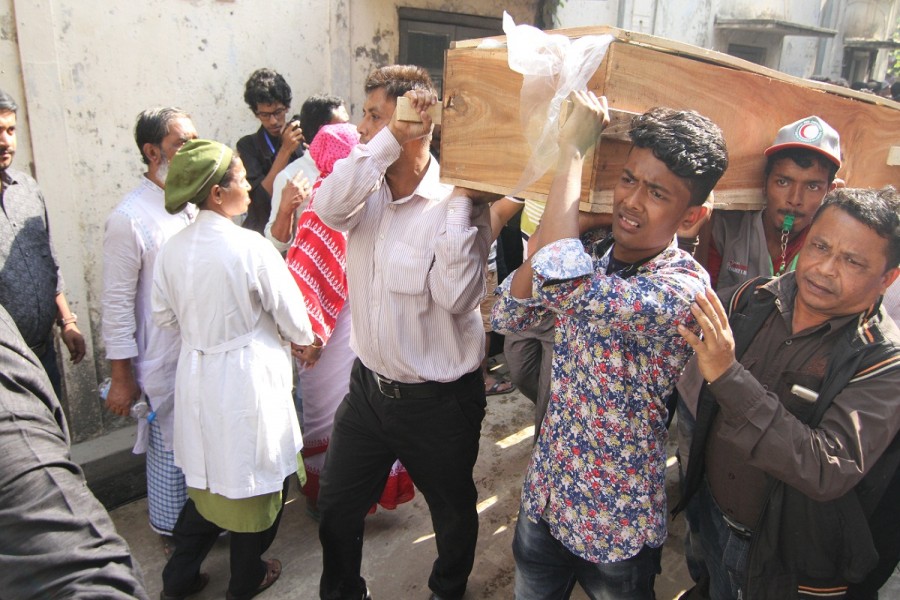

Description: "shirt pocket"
777 371 823 424
386 241 434 296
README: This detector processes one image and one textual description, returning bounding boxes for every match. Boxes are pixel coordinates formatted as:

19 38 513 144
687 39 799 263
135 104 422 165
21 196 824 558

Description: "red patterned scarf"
286 123 359 342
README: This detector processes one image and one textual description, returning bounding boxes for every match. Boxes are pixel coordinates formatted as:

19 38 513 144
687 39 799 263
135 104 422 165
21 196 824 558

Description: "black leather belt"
722 513 753 540
372 369 480 400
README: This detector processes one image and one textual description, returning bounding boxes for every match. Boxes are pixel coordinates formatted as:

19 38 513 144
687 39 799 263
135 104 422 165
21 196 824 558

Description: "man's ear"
880 267 900 294
142 142 161 166
679 203 709 231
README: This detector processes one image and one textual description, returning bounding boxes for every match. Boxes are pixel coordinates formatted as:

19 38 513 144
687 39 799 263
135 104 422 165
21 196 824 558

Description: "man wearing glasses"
237 68 306 234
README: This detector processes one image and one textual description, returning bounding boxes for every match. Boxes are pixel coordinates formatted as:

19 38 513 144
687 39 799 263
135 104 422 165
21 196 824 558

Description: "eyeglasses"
255 107 288 121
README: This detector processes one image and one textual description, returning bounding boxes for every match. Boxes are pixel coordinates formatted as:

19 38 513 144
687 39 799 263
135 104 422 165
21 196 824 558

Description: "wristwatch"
57 313 78 328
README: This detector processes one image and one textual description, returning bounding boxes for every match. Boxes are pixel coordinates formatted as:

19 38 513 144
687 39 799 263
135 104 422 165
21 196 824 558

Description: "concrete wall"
0 0 31 171
557 0 899 80
553 0 621 28
0 0 537 442
340 2 536 117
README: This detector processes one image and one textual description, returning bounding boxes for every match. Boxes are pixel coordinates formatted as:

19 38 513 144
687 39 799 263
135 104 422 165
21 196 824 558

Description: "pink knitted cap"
309 123 360 177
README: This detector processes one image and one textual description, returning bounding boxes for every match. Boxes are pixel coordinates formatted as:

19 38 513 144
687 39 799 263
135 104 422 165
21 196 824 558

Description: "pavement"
109 357 695 599
107 357 900 599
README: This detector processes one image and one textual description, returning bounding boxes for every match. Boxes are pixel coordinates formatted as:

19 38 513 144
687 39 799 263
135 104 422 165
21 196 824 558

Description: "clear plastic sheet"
501 12 613 194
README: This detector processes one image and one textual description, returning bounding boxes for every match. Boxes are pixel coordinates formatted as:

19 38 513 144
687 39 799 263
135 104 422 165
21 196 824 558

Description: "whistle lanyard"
770 253 800 277
772 215 796 276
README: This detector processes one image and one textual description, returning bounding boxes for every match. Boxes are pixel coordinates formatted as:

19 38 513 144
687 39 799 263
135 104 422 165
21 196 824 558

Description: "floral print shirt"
492 235 708 563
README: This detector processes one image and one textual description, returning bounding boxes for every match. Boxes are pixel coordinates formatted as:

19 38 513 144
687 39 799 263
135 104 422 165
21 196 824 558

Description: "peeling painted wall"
342 2 537 117
0 0 539 442
9 0 340 441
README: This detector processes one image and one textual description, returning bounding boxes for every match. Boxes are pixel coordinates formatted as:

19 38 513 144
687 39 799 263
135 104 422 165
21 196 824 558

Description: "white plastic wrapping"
502 12 613 193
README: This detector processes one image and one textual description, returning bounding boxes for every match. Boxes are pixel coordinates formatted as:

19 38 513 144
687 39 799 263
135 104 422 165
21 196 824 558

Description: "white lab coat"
152 210 314 499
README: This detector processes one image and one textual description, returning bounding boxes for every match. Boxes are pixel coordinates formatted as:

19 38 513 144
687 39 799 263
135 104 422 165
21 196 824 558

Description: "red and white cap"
764 116 841 169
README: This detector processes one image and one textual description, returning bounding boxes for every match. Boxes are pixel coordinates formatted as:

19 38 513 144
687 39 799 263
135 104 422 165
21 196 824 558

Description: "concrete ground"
110 358 694 600
109 358 900 599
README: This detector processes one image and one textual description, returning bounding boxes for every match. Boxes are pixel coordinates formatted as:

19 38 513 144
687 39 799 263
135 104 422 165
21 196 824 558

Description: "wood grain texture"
451 25 898 110
441 27 900 212
396 96 442 125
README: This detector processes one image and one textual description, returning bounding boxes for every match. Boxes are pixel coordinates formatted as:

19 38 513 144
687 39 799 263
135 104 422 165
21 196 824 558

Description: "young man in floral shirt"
492 92 728 599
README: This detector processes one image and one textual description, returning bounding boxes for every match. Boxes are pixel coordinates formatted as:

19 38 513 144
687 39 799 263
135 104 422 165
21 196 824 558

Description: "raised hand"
388 90 437 145
559 90 610 155
677 287 736 383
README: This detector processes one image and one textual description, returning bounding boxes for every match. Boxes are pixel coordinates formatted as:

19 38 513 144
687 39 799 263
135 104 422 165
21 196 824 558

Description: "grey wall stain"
0 11 17 42
354 28 393 67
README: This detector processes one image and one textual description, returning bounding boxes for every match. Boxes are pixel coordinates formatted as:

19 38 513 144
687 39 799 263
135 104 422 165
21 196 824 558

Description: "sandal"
226 558 281 600
485 377 515 396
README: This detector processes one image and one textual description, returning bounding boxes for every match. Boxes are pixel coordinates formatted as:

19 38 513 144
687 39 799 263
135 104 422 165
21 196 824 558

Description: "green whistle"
782 214 795 233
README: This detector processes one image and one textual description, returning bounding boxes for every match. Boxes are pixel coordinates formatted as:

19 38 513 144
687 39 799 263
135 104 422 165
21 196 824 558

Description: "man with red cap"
704 115 841 294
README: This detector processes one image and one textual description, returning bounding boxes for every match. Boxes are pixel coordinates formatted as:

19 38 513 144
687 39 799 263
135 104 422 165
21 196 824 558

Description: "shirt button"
379 234 384 240
763 384 768 390
728 472 735 480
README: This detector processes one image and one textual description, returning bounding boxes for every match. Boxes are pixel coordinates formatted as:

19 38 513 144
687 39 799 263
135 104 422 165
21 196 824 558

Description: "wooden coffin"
439 26 900 212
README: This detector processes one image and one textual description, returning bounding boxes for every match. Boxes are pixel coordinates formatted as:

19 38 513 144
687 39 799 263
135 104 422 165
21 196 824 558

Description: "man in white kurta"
102 108 197 539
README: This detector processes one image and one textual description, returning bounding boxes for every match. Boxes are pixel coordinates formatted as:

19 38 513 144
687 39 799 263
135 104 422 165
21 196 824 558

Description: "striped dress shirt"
314 127 491 383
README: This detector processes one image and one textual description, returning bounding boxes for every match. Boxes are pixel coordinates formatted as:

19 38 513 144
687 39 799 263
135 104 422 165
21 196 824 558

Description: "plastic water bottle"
98 377 112 401
99 377 155 423
129 399 157 423
130 399 150 419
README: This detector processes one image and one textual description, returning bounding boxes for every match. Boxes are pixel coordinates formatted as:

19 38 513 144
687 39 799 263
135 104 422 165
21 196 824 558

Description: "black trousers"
318 359 486 600
162 478 290 598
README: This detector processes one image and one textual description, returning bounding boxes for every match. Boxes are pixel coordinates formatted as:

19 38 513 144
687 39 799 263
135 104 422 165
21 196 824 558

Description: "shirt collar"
141 173 164 193
393 155 449 205
766 272 860 335
1 168 19 186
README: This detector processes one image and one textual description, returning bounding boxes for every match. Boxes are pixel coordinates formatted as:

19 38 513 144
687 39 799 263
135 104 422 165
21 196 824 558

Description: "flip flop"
485 378 515 396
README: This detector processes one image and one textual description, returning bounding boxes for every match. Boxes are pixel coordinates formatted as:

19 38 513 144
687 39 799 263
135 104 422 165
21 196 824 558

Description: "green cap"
164 139 233 214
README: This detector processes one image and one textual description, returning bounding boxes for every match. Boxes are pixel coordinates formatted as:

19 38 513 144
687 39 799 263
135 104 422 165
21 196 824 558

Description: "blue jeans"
513 509 661 600
692 482 750 600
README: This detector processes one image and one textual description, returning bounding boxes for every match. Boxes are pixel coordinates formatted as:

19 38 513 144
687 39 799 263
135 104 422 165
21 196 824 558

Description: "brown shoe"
225 558 281 600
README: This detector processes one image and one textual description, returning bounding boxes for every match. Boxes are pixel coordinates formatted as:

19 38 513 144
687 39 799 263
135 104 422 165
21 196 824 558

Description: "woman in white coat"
153 139 316 600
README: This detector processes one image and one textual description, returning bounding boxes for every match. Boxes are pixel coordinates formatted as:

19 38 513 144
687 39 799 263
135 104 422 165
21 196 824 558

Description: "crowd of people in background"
0 55 898 600
809 74 900 103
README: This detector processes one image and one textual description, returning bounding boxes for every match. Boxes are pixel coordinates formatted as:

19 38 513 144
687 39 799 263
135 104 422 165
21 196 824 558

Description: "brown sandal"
225 558 281 600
